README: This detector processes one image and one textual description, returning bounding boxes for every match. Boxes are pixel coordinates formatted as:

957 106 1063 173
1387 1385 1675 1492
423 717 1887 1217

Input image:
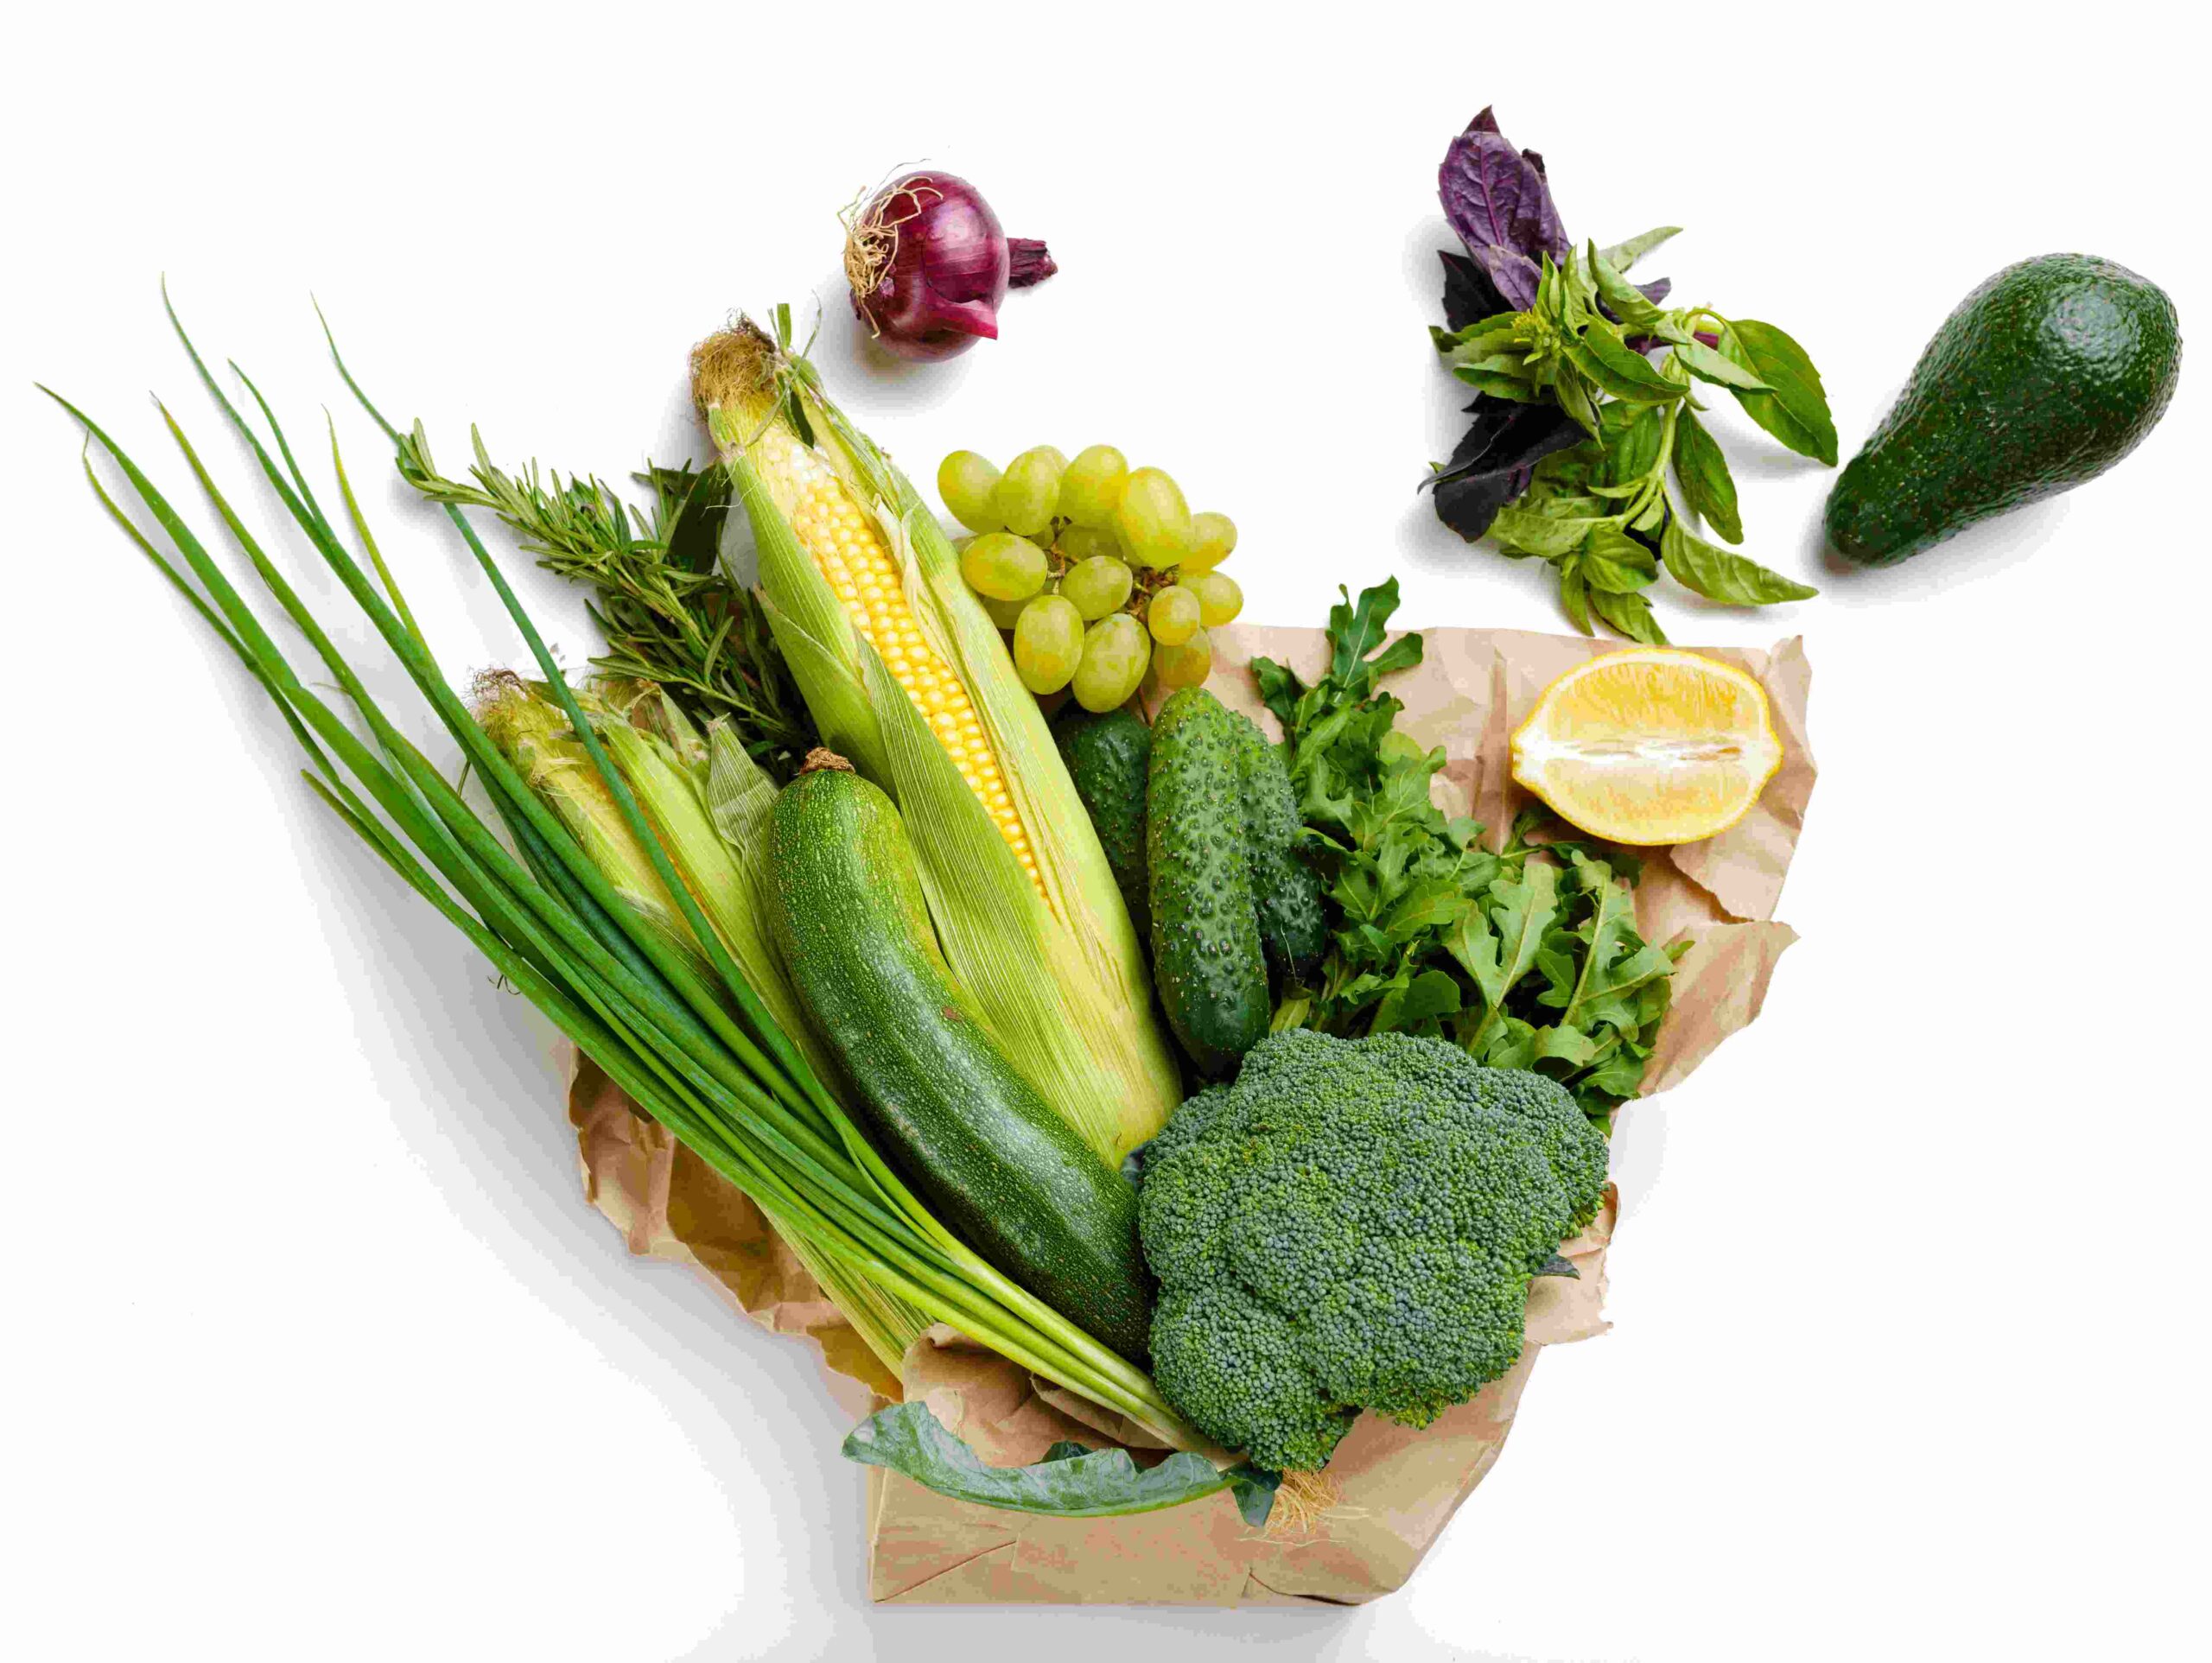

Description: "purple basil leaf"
1471 246 1544 314
1440 251 1511 333
1636 276 1672 306
1440 107 1568 311
1425 397 1584 543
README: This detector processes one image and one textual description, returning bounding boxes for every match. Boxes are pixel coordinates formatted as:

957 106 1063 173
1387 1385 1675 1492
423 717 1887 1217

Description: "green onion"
43 294 1213 1459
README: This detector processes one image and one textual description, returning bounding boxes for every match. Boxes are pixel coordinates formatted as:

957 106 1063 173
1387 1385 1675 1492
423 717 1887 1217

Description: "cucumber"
1146 689 1268 1076
1052 705 1151 942
766 755 1152 1362
1229 710 1325 986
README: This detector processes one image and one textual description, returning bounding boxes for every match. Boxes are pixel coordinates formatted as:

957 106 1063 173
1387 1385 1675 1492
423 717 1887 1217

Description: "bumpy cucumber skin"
1230 711 1325 986
767 765 1152 1362
1146 690 1269 1076
1052 705 1151 943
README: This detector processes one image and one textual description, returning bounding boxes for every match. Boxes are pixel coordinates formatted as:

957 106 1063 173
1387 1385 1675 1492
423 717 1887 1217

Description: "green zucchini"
766 754 1152 1362
1052 704 1151 943
1229 710 1325 987
1146 689 1268 1076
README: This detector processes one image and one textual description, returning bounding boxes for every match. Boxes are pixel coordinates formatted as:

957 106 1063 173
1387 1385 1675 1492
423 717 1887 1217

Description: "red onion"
842 172 1056 362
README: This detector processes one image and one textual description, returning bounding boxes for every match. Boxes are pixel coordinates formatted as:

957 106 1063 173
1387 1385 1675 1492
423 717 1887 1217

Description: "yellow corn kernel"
750 425 1039 886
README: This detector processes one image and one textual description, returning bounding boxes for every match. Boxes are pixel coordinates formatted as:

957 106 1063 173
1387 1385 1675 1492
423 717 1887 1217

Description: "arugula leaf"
1447 858 1559 1052
1660 517 1818 605
1718 320 1839 465
844 1401 1276 1525
1476 1015 1541 1070
1670 408 1743 544
1249 655 1303 729
1372 968 1464 1034
1531 1024 1600 1067
1269 579 1682 1119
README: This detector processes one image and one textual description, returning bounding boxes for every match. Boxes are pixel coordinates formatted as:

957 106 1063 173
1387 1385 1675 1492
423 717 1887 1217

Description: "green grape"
1187 570 1243 628
1147 583 1201 646
1013 594 1084 695
1058 444 1129 529
1062 555 1134 621
1058 523 1123 565
938 451 1004 533
959 531 1048 601
1071 613 1151 713
1153 628 1212 689
1113 467 1192 568
992 445 1068 537
1179 511 1237 574
981 592 1030 630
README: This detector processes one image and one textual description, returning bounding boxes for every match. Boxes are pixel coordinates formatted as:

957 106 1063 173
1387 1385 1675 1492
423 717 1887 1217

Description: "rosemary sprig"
395 424 816 777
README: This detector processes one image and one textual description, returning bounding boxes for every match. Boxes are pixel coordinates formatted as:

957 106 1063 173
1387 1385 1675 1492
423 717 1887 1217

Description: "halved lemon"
1510 648 1782 846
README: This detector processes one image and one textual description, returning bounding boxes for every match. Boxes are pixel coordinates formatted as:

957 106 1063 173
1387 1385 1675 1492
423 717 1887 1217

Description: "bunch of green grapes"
938 444 1245 713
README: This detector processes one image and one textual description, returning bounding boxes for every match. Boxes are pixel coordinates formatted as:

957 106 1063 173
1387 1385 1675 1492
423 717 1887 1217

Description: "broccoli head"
1135 1028 1611 1472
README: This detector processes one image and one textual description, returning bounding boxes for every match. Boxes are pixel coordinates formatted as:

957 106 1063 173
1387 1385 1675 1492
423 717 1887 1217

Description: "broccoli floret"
1135 1028 1610 1472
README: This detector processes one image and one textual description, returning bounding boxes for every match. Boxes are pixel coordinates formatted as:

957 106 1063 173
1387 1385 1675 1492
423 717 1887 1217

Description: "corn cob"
476 675 928 1385
690 319 1181 1165
738 424 1039 886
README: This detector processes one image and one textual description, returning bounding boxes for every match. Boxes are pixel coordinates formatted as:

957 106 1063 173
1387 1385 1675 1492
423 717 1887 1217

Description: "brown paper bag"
568 623 1814 1605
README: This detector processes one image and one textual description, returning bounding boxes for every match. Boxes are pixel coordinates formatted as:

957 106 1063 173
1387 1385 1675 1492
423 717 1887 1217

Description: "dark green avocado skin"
1826 254 2181 567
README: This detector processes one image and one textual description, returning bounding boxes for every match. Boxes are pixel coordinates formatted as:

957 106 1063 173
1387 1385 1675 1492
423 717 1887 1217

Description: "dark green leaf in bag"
843 1401 1275 1525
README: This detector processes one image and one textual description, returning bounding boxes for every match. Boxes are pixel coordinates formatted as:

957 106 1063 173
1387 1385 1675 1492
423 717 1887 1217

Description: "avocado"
1825 254 2180 567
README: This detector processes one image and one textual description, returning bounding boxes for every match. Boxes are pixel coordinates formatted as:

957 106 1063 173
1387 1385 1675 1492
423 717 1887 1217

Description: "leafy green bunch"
397 426 817 777
1433 238 1835 643
1253 580 1683 1125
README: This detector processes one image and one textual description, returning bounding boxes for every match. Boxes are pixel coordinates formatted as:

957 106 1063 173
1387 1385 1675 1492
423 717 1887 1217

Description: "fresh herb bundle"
1255 580 1683 1125
1426 109 1834 644
397 427 817 777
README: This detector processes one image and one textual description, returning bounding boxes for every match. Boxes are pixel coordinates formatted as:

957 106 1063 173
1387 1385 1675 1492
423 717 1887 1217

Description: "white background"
4 3 2204 1658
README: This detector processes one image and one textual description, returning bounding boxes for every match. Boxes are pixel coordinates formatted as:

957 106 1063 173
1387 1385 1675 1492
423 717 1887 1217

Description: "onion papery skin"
848 173 1041 363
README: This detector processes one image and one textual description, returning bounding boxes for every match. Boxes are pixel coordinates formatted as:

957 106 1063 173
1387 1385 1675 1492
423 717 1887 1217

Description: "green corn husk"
476 674 928 1382
690 318 1182 1166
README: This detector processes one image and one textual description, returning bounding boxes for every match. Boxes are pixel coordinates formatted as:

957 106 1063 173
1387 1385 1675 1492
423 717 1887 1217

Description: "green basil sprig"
1432 241 1829 643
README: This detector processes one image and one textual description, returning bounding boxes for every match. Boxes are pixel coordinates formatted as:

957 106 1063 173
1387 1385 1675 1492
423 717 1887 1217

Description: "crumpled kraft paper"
566 623 1814 1605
